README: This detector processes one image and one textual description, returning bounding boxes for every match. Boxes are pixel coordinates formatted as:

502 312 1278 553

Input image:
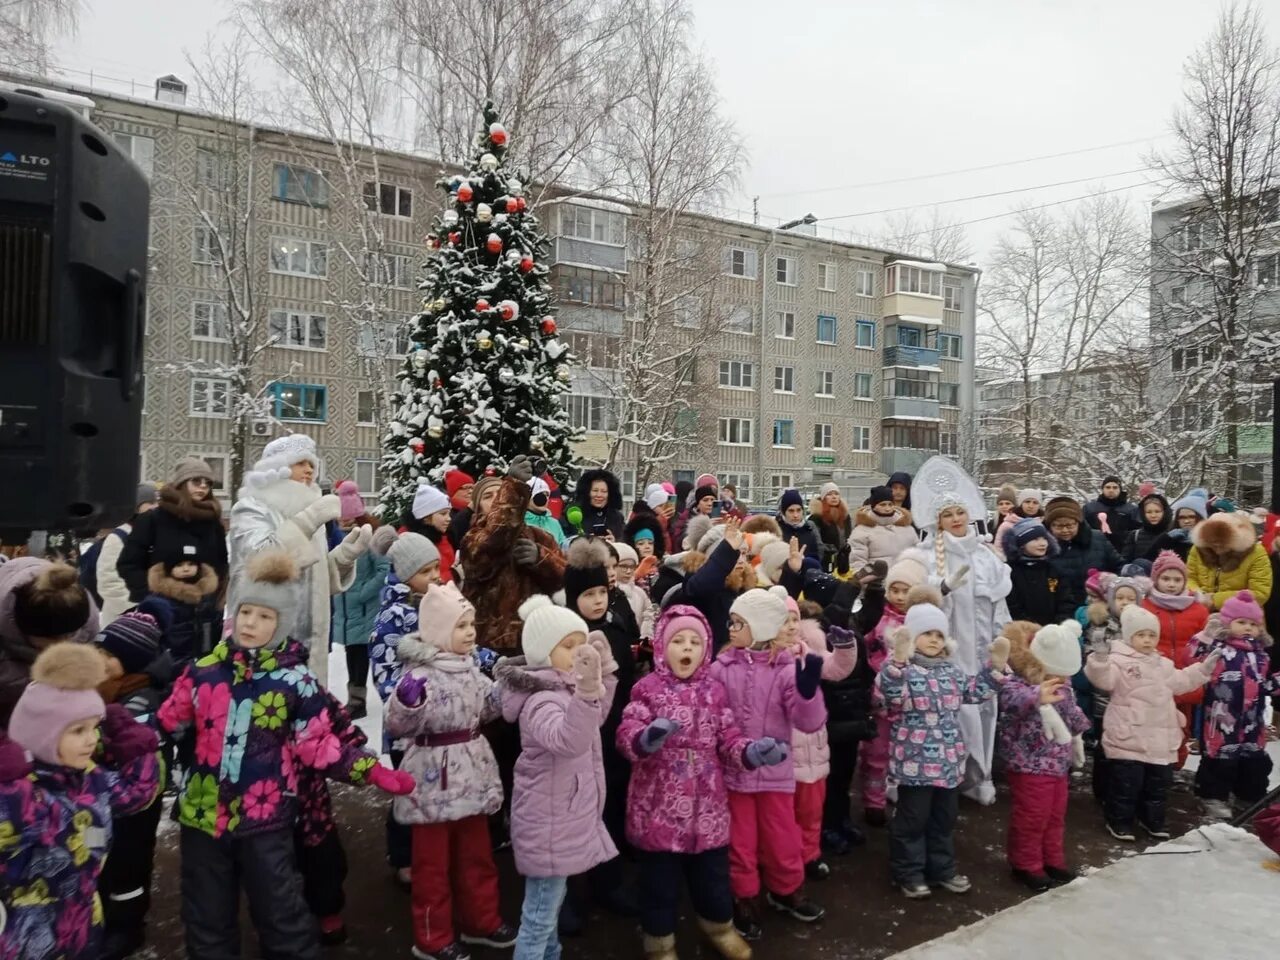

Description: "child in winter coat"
1003 519 1073 626
712 587 828 940
143 542 222 667
877 597 1009 899
1142 550 1209 767
1188 590 1278 819
847 485 916 574
612 542 655 642
616 604 784 960
994 489 1046 559
370 532 444 704
1083 604 1217 842
0 642 161 960
404 480 457 583
386 583 518 960
157 550 413 960
495 595 619 960
996 621 1091 892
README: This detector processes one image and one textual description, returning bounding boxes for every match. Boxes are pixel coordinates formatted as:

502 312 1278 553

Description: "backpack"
79 528 127 608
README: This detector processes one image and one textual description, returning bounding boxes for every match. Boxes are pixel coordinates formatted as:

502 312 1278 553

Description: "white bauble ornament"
412 350 428 370
479 153 499 172
556 366 570 382
442 210 459 226
508 179 524 196
476 203 493 223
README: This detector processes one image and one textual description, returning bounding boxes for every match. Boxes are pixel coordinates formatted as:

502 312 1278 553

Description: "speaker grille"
0 220 51 345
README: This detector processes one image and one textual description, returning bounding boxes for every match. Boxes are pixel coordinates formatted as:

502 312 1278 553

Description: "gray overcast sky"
55 0 1275 258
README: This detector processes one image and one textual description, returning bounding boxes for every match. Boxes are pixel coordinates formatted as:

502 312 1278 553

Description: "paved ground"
137 765 1225 960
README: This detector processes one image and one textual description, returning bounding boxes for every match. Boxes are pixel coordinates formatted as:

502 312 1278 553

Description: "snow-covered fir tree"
379 104 578 520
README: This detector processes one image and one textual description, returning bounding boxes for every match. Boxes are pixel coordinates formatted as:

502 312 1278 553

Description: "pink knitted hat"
336 480 365 521
1221 590 1264 625
9 643 106 766
1151 550 1188 584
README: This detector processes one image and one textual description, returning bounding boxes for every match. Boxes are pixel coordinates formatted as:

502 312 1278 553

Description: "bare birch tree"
879 206 973 263
0 0 80 73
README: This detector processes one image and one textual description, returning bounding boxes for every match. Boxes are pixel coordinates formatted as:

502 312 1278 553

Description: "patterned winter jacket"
876 654 1003 788
294 690 370 849
371 575 417 704
615 606 750 853
997 676 1091 777
0 749 160 960
385 635 503 825
1189 617 1278 759
157 638 381 839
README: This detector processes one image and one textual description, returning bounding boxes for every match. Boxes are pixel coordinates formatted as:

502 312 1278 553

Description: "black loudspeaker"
0 87 148 539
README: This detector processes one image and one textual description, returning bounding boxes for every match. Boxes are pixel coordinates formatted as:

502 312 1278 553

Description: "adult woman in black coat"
574 468 625 540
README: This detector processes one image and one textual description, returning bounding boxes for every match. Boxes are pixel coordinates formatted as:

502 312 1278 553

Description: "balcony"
881 447 938 475
552 236 627 272
883 345 941 368
558 304 625 335
882 398 941 420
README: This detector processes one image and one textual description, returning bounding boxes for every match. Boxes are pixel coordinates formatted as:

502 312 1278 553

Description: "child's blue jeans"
514 875 568 960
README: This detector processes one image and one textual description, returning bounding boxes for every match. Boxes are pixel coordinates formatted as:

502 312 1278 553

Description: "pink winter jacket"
616 605 750 852
1083 641 1213 765
789 620 856 784
496 646 618 878
710 643 828 794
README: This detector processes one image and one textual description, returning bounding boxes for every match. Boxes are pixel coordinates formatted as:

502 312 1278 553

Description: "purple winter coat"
495 650 618 879
616 605 750 853
997 676 1091 777
709 643 827 794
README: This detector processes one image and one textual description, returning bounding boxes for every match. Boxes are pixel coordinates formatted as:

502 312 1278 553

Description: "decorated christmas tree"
379 104 579 520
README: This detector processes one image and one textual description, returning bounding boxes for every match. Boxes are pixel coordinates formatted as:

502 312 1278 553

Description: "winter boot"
346 683 367 721
1044 865 1078 885
765 888 824 922
732 897 762 942
643 933 679 960
697 917 752 960
1010 868 1052 892
864 807 888 828
804 859 830 881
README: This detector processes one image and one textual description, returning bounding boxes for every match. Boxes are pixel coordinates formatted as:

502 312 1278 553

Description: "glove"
506 455 534 483
143 649 177 687
589 629 618 676
940 563 970 596
512 539 541 567
1195 592 1214 609
635 555 659 582
368 764 415 795
1071 734 1086 770
795 653 823 699
743 737 788 769
1202 648 1224 672
100 703 160 764
0 735 31 782
397 673 428 708
292 494 342 539
891 628 914 664
331 524 373 567
637 718 680 754
572 643 603 700
828 625 858 649
988 636 1011 672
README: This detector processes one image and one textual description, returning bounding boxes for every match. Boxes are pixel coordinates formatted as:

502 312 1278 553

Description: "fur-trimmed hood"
495 654 573 722
1200 612 1273 649
1193 512 1258 566
624 512 666 559
159 483 222 522
855 504 913 529
1003 620 1048 684
396 632 480 668
574 469 622 513
147 563 219 605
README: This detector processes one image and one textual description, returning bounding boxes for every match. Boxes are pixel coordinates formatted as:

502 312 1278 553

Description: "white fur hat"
729 586 790 644
519 595 589 668
819 482 841 498
1030 620 1082 677
904 603 949 642
697 524 726 555
1017 488 1043 505
412 481 450 519
684 514 714 552
644 483 668 511
242 434 319 491
758 538 790 584
885 557 928 589
1121 604 1160 645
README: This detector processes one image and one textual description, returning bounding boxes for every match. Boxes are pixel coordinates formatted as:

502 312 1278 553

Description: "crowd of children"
4 452 1280 960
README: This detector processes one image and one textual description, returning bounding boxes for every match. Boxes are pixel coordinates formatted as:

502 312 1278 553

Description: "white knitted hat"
1121 604 1160 645
758 539 790 584
729 587 789 644
1016 488 1043 505
241 434 319 491
612 542 638 565
905 603 949 642
412 481 450 519
1030 620 1082 677
697 524 726 555
519 595 589 668
819 482 841 497
644 483 668 511
684 514 714 552
885 557 928 589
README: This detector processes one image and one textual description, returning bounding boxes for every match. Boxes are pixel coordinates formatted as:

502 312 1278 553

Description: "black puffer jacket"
1049 523 1123 611
820 581 880 744
1124 494 1172 563
1084 485 1140 552
776 514 824 564
117 487 227 602
574 469 625 540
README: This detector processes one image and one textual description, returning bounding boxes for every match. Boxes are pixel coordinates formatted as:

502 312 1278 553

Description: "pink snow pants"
858 715 891 811
792 780 826 864
728 791 805 899
1006 772 1069 873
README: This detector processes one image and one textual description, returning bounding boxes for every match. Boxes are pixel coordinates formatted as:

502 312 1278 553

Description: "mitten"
828 625 858 649
368 764 415 795
1039 704 1072 745
331 524 373 567
573 643 603 700
988 636 1011 672
940 563 971 596
635 555 659 581
0 735 32 782
795 653 823 699
637 718 680 754
589 630 618 676
292 494 342 539
506 455 534 483
743 737 789 769
1201 648 1224 673
891 627 914 664
512 540 541 567
397 673 428 708
1086 600 1110 627
1071 734 1086 770
100 703 160 764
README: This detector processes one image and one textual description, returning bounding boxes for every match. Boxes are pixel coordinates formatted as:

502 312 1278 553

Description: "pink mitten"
1097 511 1111 536
368 764 415 796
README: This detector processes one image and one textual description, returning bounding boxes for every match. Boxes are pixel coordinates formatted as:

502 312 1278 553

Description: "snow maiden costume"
893 457 1011 805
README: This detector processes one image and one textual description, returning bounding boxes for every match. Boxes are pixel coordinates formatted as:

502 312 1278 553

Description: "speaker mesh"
0 219 50 345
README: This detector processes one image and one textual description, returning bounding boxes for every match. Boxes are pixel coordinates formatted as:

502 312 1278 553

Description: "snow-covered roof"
893 313 943 326
885 364 943 373
881 414 944 422
888 259 947 272
545 196 633 216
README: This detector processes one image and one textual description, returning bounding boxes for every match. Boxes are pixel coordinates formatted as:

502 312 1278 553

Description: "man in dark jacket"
682 518 755 651
776 489 823 563
1045 497 1123 612
1084 476 1140 552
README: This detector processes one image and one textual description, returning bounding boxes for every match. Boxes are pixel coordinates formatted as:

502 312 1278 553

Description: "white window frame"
565 394 618 433
776 310 796 339
855 269 875 297
559 205 626 246
724 247 758 279
940 432 958 456
718 416 754 446
855 319 876 349
363 180 413 219
775 255 796 286
813 422 833 450
887 263 944 298
353 458 379 494
939 382 961 407
815 369 835 397
853 372 873 399
268 309 327 351
939 333 963 359
770 474 794 499
816 314 838 345
192 224 222 265
113 133 154 177
852 425 871 451
367 252 415 290
196 148 228 190
187 452 229 493
943 284 963 311
674 295 702 329
1253 252 1280 287
191 300 230 341
189 378 230 418
274 164 330 207
772 418 794 448
720 473 752 503
724 304 755 335
356 390 376 426
817 262 837 292
718 360 755 390
773 365 794 394
269 236 328 279
358 320 412 358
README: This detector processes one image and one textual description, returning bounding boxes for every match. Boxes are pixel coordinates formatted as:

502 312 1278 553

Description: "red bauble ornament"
515 196 527 213
519 255 534 273
540 316 557 335
475 298 491 312
486 233 503 254
433 378 443 389
499 302 516 321
410 438 425 454
489 122 508 146
457 183 474 203
448 231 461 245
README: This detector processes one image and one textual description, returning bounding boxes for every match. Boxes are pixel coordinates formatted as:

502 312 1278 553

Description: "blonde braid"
934 528 947 579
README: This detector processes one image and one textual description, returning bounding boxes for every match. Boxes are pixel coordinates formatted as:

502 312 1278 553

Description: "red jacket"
1143 597 1209 706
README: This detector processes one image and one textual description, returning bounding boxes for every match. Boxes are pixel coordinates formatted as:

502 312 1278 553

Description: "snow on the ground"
327 645 387 757
891 824 1278 960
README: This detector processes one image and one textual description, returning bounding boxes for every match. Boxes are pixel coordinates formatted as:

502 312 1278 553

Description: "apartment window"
363 180 413 218
882 424 939 449
564 395 617 432
723 247 758 279
1170 285 1187 305
676 356 696 386
555 266 625 309
897 325 922 347
813 423 833 450
617 469 637 503
566 332 620 369
1172 342 1217 372
774 365 794 393
718 417 753 446
939 333 963 359
274 164 329 207
1169 402 1211 433
269 310 327 351
559 205 626 245
1177 222 1205 252
196 148 228 189
939 382 960 406
356 390 376 425
816 315 838 344
943 284 963 311
855 319 876 349
817 262 836 291
940 432 958 456
773 419 794 447
271 382 328 422
113 133 154 177
189 378 230 418
353 459 379 493
1254 252 1280 287
718 360 754 389
191 301 229 341
887 369 938 399
770 474 794 498
675 238 699 262
853 372 873 399
721 473 752 502
725 305 755 334
192 225 222 265
886 263 943 297
358 321 412 357
775 256 796 285
852 425 871 451
815 370 834 397
367 252 415 289
856 269 874 297
270 237 328 278
776 311 796 339
675 296 702 329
